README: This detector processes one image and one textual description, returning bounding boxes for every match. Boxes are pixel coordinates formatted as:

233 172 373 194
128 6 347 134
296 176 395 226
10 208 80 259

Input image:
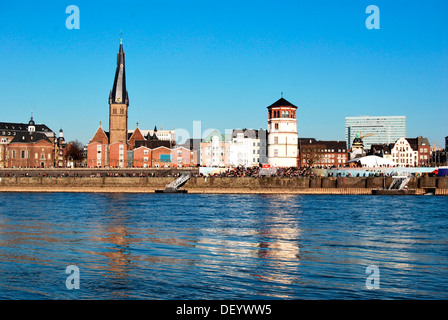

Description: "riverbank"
0 176 447 195
0 186 374 194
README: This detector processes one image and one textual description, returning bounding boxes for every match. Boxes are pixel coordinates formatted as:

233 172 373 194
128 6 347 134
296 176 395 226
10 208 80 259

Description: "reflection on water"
0 193 447 299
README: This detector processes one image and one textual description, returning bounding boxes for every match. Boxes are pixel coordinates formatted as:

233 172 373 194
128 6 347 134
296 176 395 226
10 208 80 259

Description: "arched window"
113 108 117 114
286 111 289 118
282 111 285 118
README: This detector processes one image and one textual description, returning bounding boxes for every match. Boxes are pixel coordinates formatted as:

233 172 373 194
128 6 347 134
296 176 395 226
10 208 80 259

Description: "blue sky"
0 0 447 146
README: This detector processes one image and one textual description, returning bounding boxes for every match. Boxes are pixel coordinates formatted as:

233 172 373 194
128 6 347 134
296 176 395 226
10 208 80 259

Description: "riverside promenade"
0 168 447 195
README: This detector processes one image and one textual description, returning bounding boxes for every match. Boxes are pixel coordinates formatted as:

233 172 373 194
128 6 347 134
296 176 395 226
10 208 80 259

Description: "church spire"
109 33 128 105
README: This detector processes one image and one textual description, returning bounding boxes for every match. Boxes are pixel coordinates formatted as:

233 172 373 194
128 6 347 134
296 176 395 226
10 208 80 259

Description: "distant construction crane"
359 132 376 139
350 132 377 160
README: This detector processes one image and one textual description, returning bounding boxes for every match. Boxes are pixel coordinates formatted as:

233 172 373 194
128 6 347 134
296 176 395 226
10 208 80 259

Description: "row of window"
112 108 125 115
304 149 347 153
302 158 346 164
9 150 50 160
233 140 262 147
137 155 189 163
270 110 296 119
392 152 417 158
393 158 417 164
322 154 347 159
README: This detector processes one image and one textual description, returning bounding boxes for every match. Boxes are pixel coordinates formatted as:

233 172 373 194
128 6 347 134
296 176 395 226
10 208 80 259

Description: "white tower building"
267 97 298 167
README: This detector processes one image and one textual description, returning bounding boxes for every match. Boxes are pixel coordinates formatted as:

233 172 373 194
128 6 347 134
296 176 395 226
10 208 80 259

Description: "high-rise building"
345 116 406 150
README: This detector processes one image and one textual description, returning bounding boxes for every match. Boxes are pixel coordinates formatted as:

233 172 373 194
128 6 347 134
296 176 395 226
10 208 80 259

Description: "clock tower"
109 36 129 146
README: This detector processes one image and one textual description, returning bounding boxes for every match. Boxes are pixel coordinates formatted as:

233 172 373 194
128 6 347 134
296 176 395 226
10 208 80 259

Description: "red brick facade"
298 139 348 168
171 147 197 168
151 146 173 168
87 126 109 168
86 142 107 168
128 126 145 150
133 146 152 168
109 142 127 168
6 140 55 168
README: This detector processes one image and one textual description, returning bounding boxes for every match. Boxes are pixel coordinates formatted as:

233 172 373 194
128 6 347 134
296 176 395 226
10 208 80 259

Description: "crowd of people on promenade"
205 166 319 178
1 165 439 178
0 171 199 178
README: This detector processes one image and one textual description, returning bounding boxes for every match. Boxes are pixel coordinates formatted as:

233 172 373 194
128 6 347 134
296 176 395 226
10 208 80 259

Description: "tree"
65 140 84 167
301 145 323 169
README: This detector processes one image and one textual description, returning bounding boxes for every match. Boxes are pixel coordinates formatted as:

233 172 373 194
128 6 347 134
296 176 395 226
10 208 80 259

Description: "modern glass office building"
345 116 406 149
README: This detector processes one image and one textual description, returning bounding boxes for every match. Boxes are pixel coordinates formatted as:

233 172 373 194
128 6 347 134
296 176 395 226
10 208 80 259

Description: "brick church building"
87 38 195 168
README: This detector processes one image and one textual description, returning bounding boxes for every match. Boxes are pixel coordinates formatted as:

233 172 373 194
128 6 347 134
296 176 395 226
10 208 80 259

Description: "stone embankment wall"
0 176 447 194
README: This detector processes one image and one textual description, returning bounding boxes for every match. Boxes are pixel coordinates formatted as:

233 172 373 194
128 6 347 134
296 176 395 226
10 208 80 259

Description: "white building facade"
267 98 298 167
200 130 230 167
391 137 418 167
228 129 268 167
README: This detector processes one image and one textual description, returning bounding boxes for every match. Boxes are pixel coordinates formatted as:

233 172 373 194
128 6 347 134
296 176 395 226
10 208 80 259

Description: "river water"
0 193 447 299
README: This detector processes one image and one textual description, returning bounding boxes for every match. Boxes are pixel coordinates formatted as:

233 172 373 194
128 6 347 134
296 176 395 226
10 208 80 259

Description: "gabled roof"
418 136 430 146
232 128 266 139
133 145 151 151
201 129 226 142
178 138 202 151
89 126 109 144
128 126 146 142
0 122 53 134
405 138 419 151
134 139 171 149
146 132 159 141
299 138 346 151
267 97 298 109
9 131 52 144
151 145 171 151
172 146 190 151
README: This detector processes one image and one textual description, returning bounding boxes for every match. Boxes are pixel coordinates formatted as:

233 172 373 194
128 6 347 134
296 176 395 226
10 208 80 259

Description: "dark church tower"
109 36 129 145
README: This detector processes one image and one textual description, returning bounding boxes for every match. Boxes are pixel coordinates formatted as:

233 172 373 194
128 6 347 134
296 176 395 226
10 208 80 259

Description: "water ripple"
0 193 447 299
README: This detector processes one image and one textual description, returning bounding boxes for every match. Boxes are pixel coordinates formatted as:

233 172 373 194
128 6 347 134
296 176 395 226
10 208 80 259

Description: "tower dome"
28 115 36 133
